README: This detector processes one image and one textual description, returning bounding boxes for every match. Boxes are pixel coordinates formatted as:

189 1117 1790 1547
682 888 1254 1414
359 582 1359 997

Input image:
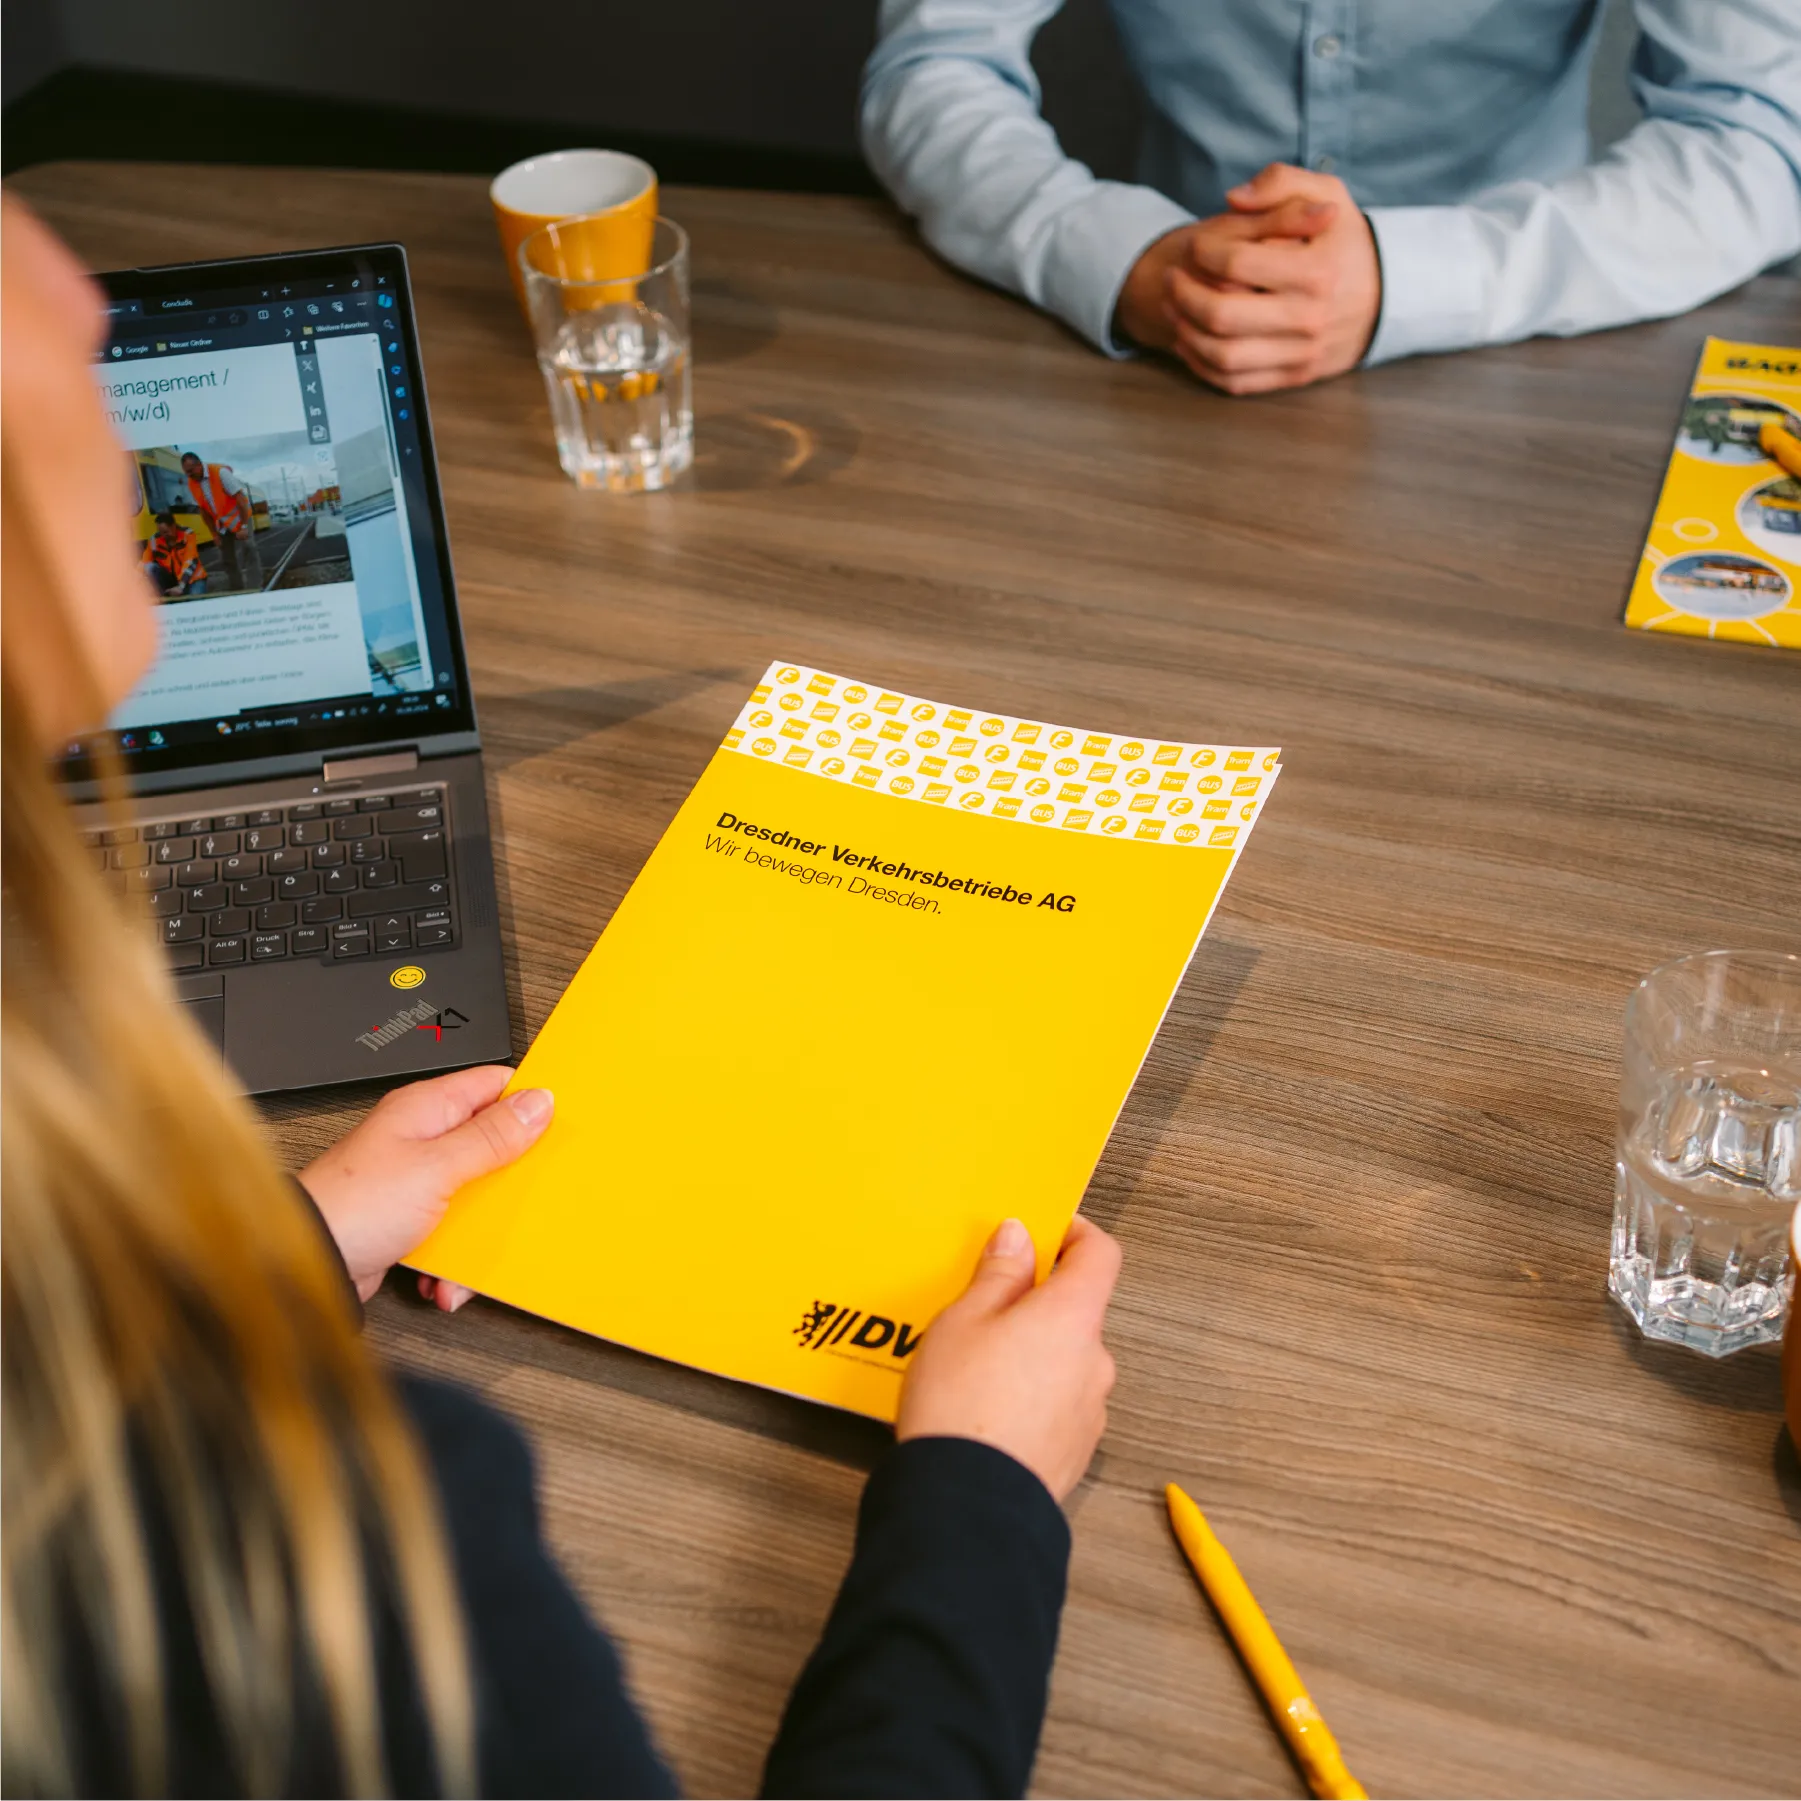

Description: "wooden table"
17 161 1801 1798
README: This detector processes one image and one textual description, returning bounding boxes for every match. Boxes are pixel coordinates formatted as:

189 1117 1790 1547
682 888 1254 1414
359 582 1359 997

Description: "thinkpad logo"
358 1001 468 1052
794 1300 922 1360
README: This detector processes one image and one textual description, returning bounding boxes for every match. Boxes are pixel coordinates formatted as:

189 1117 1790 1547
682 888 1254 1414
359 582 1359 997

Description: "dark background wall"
5 1 66 108
6 0 1646 183
7 0 877 154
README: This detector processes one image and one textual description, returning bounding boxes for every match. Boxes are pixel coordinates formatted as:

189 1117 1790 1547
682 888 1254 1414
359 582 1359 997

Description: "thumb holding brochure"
898 1216 1121 1502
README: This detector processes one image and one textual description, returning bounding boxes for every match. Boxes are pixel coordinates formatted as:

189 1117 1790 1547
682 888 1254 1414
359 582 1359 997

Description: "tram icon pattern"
724 663 1282 848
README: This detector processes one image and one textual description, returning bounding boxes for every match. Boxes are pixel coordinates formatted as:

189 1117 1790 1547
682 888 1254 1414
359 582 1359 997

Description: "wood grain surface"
14 161 1800 1799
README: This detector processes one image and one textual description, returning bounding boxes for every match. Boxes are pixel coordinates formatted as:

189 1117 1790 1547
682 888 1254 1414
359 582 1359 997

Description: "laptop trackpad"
181 995 226 1067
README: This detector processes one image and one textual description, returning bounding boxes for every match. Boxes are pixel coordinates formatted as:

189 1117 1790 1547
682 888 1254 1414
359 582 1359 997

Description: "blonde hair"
1 431 473 1789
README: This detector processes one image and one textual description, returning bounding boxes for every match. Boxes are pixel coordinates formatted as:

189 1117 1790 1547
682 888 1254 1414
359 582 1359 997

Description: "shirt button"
1314 33 1342 57
1313 153 1337 174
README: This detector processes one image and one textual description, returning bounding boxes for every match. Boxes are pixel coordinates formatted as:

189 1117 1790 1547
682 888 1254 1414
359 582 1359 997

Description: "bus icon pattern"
724 663 1281 848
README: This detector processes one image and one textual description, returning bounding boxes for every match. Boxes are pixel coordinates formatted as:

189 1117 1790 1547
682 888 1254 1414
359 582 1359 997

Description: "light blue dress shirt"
860 0 1801 365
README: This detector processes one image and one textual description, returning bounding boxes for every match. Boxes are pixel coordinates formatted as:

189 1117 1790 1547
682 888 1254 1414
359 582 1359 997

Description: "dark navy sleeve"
399 1379 680 1799
761 1436 1070 1800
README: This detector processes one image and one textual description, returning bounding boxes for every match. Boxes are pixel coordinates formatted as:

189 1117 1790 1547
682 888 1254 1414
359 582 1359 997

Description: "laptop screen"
66 244 473 781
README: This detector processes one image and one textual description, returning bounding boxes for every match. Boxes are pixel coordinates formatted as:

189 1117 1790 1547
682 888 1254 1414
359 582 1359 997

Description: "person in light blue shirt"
860 1 1801 394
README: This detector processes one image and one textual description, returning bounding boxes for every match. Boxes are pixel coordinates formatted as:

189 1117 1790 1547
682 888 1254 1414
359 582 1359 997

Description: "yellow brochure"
411 663 1280 1420
1624 337 1801 648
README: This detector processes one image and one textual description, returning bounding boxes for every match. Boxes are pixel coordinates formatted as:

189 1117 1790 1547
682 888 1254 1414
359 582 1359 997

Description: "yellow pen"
1165 1483 1367 1801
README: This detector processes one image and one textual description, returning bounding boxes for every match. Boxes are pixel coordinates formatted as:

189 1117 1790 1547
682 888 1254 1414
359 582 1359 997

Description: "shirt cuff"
866 1436 1070 1565
1037 185 1195 358
291 1177 365 1325
1363 205 1492 366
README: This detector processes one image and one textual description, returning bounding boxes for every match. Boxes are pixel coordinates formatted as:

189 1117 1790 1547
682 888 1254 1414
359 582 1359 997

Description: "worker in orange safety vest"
140 510 208 599
178 450 261 591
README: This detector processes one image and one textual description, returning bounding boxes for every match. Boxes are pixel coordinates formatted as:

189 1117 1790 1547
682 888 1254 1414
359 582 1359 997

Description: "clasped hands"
1116 163 1381 395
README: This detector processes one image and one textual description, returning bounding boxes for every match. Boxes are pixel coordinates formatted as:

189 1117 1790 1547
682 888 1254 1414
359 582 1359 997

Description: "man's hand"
896 1215 1120 1502
1116 163 1381 395
298 1066 553 1307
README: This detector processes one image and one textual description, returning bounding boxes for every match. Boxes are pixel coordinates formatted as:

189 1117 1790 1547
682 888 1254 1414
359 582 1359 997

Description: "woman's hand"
896 1215 1121 1502
298 1066 552 1308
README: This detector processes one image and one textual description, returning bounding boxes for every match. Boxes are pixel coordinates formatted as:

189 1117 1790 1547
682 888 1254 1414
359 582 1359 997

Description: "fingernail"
448 1289 471 1313
510 1088 554 1129
989 1217 1031 1259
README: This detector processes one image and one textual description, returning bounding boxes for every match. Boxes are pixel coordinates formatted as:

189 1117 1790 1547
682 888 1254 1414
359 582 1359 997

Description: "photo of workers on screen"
129 434 351 601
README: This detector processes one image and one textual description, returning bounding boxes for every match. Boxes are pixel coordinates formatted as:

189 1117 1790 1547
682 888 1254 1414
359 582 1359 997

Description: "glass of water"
1610 949 1800 1356
519 215 692 493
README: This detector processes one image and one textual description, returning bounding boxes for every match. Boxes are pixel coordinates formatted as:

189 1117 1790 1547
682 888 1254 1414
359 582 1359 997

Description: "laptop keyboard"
85 786 456 971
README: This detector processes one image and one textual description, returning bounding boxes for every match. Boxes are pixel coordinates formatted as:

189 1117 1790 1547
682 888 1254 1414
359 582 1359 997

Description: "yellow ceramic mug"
490 149 657 316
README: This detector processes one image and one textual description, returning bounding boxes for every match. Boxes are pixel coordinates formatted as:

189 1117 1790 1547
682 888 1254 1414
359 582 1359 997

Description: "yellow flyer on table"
1624 337 1801 648
412 663 1280 1420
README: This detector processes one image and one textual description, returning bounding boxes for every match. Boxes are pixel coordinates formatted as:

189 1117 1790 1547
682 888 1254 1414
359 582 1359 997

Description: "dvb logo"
794 1300 922 1360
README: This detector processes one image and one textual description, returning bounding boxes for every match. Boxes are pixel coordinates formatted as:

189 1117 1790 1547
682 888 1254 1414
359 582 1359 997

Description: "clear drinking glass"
519 215 692 493
1610 950 1801 1356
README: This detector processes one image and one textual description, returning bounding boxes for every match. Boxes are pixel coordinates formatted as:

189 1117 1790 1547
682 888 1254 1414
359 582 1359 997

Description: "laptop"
66 243 512 1093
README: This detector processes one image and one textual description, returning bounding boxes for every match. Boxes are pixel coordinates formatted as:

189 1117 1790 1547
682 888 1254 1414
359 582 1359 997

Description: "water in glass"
1611 1058 1799 1354
541 304 692 492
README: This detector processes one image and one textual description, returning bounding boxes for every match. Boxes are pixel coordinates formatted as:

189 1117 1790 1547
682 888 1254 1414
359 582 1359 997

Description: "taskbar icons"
65 687 456 764
76 727 168 756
